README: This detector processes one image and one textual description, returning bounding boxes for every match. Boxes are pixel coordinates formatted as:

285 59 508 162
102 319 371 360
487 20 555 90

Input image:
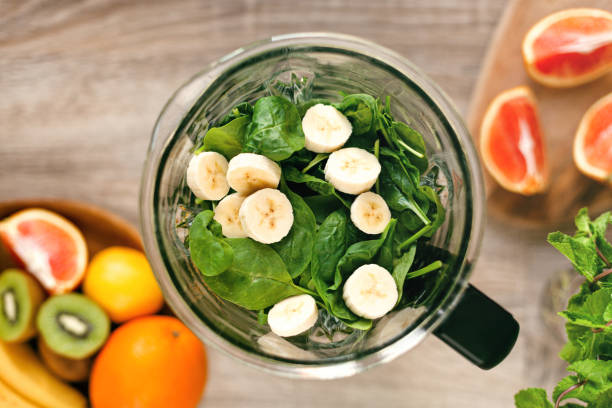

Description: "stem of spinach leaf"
405 260 443 280
374 139 380 194
291 282 318 298
397 224 433 252
301 153 329 174
396 139 425 159
554 380 586 408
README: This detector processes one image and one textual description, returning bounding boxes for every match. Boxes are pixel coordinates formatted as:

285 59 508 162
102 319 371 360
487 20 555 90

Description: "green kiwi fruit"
37 293 110 359
38 336 91 382
0 269 45 342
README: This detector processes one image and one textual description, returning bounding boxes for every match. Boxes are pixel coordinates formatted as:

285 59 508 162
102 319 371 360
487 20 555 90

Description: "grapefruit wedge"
480 86 548 195
0 209 88 294
574 92 612 184
522 8 612 88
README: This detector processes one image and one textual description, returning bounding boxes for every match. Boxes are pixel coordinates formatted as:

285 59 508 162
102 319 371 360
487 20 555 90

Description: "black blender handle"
434 284 519 370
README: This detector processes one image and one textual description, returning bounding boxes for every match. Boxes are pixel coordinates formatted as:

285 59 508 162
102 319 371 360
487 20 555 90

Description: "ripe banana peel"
0 341 86 408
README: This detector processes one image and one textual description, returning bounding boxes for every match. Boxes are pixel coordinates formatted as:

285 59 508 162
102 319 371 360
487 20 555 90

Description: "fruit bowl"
0 198 143 406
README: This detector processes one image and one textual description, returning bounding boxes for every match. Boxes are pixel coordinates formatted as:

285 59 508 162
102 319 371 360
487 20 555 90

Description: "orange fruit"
83 247 164 323
90 315 207 408
0 209 87 294
574 92 612 184
522 8 612 88
480 86 548 195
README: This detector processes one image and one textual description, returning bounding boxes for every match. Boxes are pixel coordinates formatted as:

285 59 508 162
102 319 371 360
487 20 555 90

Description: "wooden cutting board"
467 0 612 228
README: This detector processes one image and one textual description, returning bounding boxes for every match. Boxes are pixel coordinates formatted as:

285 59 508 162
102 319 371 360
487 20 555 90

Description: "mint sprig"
515 208 612 408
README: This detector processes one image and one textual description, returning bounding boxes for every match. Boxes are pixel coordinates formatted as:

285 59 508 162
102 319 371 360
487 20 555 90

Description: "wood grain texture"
0 0 580 407
467 0 612 228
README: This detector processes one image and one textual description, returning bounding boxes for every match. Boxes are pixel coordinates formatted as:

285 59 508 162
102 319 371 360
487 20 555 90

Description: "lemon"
83 247 163 323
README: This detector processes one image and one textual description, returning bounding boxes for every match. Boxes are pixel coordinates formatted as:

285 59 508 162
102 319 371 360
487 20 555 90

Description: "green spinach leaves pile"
515 209 612 408
187 91 446 332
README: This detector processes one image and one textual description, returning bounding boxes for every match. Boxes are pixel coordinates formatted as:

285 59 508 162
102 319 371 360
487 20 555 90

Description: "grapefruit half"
0 209 88 294
480 86 548 195
574 92 612 184
522 8 612 88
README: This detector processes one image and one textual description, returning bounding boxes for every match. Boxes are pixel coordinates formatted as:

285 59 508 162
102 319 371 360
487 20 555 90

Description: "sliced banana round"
324 147 381 195
213 193 248 238
186 151 230 201
302 103 352 153
343 264 398 320
226 153 281 195
350 192 391 234
268 294 318 337
239 188 294 244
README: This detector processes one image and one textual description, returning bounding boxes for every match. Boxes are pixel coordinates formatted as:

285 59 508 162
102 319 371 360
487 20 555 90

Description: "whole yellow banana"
0 341 86 408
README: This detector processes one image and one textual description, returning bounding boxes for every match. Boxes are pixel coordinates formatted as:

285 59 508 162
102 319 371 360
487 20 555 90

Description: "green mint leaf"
591 211 612 237
592 388 612 408
569 359 612 385
547 231 606 281
560 288 612 329
514 388 552 408
575 207 592 234
552 360 612 404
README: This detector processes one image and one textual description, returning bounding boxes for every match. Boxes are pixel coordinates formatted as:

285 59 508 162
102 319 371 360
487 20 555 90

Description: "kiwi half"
38 337 91 382
0 269 45 342
37 293 110 359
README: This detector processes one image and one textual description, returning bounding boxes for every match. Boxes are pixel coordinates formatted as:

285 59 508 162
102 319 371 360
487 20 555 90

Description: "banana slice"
213 193 248 238
239 188 294 244
324 147 381 195
226 153 281 195
268 294 318 337
343 264 398 319
350 192 391 234
186 151 230 200
302 104 352 153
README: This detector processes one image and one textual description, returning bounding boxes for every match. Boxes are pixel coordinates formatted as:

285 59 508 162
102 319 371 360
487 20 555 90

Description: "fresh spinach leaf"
331 219 397 290
257 309 268 325
188 210 233 276
203 115 250 159
379 157 429 225
419 185 445 237
218 102 253 126
311 210 354 288
303 195 342 224
392 244 417 303
297 98 331 117
271 182 316 279
392 122 429 173
201 238 303 310
283 166 351 208
335 94 378 135
375 220 397 271
244 96 305 161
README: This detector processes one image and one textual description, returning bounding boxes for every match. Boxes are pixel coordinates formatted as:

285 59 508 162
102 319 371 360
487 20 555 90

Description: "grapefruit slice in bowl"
522 8 612 88
480 86 548 196
0 209 88 294
574 92 612 185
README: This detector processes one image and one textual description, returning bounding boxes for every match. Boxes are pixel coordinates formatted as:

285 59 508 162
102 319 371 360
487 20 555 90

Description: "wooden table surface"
0 1 579 406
